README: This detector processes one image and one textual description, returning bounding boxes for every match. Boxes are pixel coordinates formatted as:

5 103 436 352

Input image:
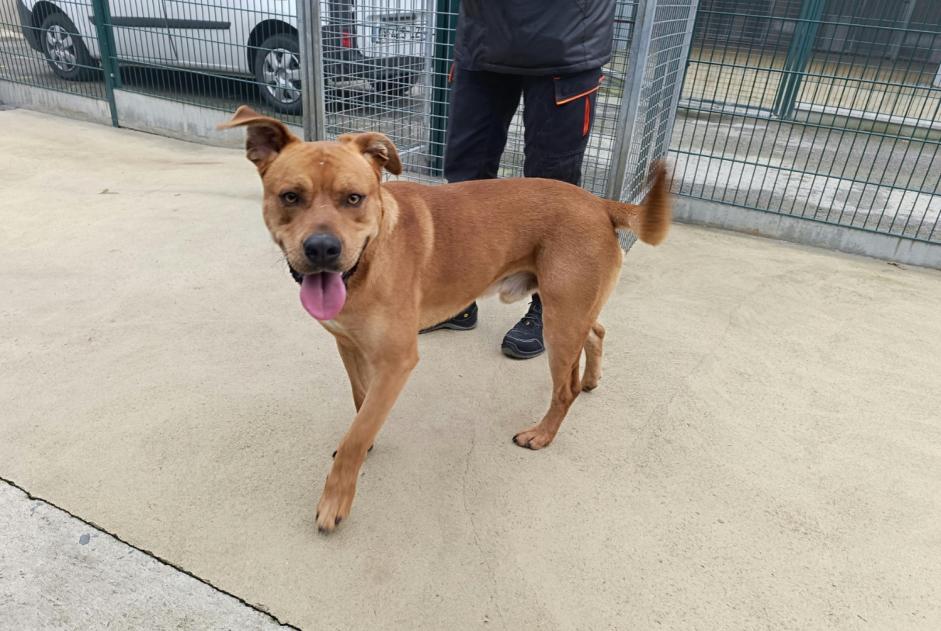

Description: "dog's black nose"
303 233 342 269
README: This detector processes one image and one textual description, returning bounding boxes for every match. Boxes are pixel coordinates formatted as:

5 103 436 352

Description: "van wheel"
40 12 96 81
254 33 303 115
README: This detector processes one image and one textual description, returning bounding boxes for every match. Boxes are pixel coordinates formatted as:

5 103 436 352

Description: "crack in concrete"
460 429 508 630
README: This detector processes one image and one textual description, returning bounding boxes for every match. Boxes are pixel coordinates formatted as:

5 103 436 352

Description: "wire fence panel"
614 0 699 248
105 0 306 126
672 0 941 244
1 0 108 101
317 0 440 178
2 0 311 125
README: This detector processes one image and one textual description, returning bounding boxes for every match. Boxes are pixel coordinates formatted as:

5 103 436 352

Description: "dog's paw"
582 368 602 392
315 476 356 533
512 425 555 450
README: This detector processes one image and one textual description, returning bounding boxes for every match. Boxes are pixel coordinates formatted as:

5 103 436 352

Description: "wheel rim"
261 48 301 105
45 24 77 72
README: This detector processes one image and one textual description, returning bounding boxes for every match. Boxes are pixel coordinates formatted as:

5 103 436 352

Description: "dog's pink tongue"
300 272 347 321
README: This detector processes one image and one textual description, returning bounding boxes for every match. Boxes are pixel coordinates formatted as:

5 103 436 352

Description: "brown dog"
220 105 670 533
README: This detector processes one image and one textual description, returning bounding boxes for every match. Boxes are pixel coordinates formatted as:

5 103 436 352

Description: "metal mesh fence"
672 0 941 244
101 0 305 126
616 1 698 227
318 0 447 181
1 0 107 101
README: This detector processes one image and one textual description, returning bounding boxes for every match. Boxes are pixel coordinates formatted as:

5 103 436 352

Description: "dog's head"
220 106 401 319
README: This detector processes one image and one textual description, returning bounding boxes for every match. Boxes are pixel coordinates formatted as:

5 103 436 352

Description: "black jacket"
453 0 615 76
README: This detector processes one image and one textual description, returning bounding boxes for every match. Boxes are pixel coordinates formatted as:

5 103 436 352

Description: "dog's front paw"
512 424 556 450
315 475 356 533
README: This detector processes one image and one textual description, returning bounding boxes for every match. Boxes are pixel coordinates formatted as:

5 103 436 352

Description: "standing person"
420 0 616 359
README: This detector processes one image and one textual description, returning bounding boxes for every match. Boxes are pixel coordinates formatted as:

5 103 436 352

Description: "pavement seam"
0 476 301 630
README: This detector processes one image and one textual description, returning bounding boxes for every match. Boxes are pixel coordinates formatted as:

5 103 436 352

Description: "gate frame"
605 0 657 202
297 0 327 141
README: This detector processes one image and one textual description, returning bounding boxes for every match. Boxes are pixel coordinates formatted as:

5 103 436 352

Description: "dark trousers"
443 67 603 318
443 67 603 185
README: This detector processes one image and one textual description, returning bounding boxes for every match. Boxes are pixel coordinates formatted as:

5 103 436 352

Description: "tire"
40 11 96 81
254 33 303 115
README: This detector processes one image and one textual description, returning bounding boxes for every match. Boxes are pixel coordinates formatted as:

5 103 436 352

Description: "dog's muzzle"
289 237 369 286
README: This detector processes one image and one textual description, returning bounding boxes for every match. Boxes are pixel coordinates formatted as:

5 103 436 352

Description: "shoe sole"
420 321 478 334
501 339 545 359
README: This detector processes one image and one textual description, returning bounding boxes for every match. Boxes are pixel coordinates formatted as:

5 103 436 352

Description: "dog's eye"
346 193 364 206
280 191 299 205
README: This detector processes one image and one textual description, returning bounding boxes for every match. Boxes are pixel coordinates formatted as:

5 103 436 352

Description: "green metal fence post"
428 0 459 177
771 0 824 120
298 0 326 141
89 0 120 126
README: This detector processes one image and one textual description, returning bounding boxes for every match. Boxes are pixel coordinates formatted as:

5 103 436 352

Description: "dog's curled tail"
604 161 671 246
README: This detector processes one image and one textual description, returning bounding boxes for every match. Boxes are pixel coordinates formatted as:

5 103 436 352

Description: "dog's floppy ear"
338 132 402 176
218 105 299 172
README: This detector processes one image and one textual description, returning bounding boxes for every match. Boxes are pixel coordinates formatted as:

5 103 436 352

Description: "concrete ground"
0 481 286 630
2 108 941 630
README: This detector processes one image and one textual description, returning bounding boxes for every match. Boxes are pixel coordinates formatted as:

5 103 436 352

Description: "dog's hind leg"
512 311 592 450
581 322 605 392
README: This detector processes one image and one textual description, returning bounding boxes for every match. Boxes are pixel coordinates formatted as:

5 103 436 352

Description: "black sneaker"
501 295 544 359
420 302 478 333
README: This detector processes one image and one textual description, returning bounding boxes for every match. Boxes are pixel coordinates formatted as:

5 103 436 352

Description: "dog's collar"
288 237 370 285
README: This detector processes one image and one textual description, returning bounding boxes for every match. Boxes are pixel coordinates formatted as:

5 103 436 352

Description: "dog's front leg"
316 346 418 533
336 339 368 412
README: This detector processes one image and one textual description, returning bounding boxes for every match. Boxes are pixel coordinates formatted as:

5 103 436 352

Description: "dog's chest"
320 320 349 336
